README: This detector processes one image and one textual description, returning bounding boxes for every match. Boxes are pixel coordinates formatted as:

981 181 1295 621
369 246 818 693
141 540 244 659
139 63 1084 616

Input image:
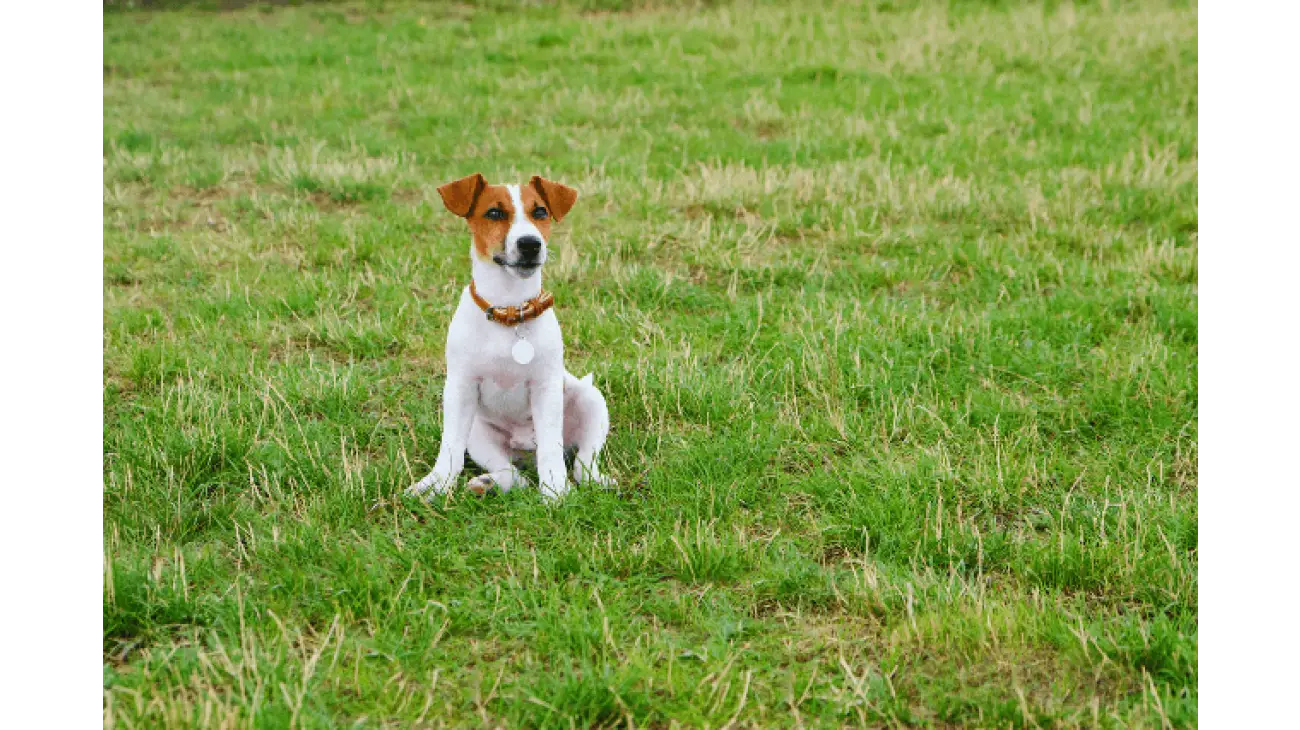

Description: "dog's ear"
529 175 579 223
437 173 487 218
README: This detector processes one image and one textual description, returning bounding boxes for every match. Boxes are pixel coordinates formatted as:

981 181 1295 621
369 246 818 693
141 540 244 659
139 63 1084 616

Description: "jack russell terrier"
406 173 612 501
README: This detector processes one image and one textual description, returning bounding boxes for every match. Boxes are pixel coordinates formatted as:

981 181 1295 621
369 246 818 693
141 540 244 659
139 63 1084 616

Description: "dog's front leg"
408 374 478 496
530 376 569 501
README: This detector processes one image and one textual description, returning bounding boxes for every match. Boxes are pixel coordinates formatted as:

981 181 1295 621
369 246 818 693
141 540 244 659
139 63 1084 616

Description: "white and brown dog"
407 173 612 501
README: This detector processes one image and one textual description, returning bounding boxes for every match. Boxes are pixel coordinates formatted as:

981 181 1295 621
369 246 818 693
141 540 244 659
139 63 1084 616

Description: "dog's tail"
564 371 597 391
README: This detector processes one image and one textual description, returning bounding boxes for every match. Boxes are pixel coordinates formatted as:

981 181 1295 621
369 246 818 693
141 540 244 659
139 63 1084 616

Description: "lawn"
103 1 1197 727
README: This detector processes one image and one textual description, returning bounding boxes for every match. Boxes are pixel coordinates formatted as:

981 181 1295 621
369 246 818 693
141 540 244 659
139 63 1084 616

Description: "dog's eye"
531 207 548 220
484 208 506 221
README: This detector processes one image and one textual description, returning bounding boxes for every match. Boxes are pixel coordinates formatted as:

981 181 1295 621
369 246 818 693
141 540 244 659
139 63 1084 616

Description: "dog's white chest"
477 377 535 451
479 377 530 415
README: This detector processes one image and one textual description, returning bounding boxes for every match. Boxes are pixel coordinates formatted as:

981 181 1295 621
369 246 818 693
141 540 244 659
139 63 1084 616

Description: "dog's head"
437 173 578 279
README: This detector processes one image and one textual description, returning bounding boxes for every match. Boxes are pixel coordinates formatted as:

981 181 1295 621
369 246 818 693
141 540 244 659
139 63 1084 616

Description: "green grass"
103 0 1197 727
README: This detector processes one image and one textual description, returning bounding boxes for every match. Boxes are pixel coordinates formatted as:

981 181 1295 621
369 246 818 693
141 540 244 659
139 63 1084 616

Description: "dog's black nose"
516 236 543 257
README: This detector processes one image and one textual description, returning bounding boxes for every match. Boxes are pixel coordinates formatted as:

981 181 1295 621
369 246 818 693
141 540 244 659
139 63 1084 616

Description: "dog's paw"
573 463 615 488
406 469 455 498
577 473 615 489
465 473 496 497
538 479 571 503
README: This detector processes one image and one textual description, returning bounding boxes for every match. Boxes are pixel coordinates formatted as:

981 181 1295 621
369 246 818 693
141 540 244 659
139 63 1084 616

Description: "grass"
103 0 1197 727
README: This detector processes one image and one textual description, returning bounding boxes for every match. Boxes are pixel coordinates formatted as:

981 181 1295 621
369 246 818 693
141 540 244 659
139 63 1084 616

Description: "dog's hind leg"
564 373 614 487
465 418 527 495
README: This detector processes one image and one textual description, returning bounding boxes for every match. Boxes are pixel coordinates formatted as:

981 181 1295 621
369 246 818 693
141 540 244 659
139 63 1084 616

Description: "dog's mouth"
492 255 544 278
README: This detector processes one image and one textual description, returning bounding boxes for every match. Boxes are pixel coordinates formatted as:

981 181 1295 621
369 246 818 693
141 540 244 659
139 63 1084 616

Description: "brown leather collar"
469 280 555 325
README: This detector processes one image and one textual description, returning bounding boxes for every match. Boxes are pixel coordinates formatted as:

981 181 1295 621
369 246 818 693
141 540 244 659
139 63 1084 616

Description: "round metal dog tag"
511 339 535 365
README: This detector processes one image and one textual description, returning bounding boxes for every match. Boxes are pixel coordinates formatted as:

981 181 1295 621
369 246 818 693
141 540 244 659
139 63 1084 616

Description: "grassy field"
103 1 1197 727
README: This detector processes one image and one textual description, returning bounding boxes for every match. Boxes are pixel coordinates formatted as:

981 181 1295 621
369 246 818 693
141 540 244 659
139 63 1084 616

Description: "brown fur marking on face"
529 175 579 222
465 185 513 261
518 185 554 241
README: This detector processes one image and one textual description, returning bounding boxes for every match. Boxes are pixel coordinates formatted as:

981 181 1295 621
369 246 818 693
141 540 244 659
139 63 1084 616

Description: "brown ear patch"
529 175 579 223
438 173 487 217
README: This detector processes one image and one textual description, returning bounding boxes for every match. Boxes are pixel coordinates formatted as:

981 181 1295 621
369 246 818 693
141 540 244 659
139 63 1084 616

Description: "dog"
406 173 613 501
